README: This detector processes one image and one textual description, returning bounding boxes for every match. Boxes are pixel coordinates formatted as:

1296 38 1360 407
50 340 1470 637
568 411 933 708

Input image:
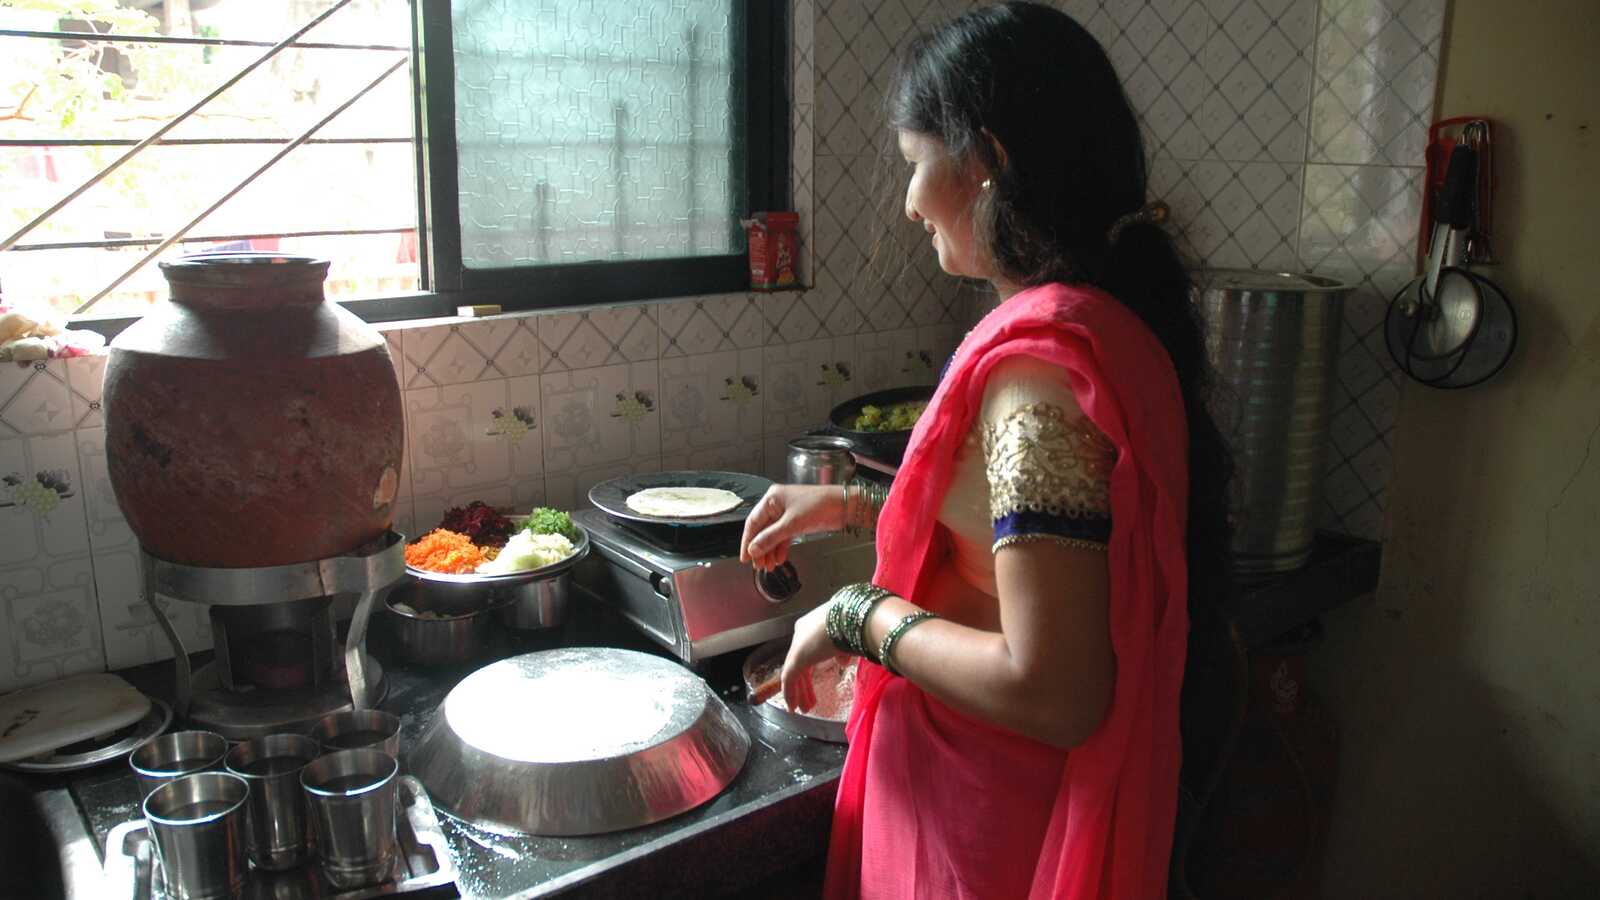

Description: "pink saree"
824 283 1190 900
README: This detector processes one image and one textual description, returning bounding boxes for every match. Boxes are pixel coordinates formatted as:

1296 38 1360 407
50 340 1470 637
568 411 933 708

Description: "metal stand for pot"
141 532 406 738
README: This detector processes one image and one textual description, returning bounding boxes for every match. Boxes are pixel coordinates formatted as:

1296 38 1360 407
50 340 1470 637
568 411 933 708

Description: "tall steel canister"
1193 269 1352 575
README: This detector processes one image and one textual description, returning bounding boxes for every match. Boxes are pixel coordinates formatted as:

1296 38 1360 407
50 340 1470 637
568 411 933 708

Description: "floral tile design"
407 374 544 500
0 556 105 692
659 350 764 451
762 337 860 438
541 362 661 475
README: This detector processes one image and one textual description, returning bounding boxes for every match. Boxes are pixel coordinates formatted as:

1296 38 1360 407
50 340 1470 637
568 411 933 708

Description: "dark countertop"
47 602 845 899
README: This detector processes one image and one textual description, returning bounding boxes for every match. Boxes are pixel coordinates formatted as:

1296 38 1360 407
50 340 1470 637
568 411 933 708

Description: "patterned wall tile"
762 337 857 438
407 374 544 504
540 362 660 475
540 305 658 371
0 431 102 690
658 294 766 357
0 360 75 436
64 355 106 428
1308 0 1447 166
659 350 765 451
661 441 766 479
544 457 663 513
854 327 922 396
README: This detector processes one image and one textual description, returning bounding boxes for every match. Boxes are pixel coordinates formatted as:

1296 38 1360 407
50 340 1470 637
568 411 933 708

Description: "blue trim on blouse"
993 510 1112 545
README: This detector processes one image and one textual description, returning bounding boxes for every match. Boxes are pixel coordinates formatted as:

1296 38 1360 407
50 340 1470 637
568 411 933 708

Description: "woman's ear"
979 127 1010 178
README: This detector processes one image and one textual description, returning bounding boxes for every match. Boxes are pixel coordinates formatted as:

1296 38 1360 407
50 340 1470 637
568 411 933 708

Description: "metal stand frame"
141 532 406 721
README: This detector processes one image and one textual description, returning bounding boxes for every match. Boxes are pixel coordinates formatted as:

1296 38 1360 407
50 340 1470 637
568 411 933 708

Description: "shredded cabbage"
476 531 575 574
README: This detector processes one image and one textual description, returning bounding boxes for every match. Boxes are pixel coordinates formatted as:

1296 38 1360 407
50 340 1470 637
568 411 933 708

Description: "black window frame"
404 0 788 313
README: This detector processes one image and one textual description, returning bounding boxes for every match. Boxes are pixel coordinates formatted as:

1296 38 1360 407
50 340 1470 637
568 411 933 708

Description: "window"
418 0 787 306
0 0 787 326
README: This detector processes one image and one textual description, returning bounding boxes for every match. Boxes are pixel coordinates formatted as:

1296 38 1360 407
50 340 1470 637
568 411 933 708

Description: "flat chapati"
0 673 151 764
624 486 743 518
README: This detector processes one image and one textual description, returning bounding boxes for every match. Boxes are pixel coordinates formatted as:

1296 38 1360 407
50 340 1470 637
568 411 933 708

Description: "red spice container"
744 211 799 290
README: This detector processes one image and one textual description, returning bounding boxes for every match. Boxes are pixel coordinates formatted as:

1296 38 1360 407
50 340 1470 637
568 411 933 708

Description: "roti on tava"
624 486 743 518
0 673 151 764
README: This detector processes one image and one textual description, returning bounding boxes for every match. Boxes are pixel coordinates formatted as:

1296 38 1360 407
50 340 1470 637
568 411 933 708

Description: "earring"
980 178 994 191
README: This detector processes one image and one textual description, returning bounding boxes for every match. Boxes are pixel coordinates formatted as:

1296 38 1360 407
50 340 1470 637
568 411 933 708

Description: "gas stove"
570 508 876 665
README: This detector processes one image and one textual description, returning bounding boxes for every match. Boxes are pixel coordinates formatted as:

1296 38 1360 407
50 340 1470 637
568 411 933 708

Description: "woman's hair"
889 1 1234 624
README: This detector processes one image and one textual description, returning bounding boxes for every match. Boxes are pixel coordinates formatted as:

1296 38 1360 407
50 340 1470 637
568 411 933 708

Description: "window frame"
408 0 788 309
65 0 790 340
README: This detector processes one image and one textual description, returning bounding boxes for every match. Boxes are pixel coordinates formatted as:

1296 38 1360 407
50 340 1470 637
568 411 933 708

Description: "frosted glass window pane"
451 0 742 269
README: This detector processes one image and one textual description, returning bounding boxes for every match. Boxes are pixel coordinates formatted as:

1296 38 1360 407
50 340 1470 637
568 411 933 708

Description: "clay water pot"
104 253 404 568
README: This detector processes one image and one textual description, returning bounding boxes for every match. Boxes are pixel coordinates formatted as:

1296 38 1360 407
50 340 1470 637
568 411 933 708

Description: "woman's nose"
905 194 921 222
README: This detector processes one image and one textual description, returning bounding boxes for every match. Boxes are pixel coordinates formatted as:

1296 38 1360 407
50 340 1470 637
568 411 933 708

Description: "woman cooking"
738 3 1232 898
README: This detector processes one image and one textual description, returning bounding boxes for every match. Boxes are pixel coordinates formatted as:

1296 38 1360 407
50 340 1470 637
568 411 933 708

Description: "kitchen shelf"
1223 531 1383 650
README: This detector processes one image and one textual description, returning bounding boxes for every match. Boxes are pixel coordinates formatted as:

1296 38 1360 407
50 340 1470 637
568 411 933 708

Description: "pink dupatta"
824 283 1190 899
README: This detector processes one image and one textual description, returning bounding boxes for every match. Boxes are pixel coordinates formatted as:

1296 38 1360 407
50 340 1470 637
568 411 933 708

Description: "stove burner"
613 517 744 554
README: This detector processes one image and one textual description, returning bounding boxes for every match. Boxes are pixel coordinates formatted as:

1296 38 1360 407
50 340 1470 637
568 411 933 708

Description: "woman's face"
898 130 989 280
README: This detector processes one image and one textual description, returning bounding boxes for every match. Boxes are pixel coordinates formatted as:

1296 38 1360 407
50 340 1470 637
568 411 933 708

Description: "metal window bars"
0 0 411 315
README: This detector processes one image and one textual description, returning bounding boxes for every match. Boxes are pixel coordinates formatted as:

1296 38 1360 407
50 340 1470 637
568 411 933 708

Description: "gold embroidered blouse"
936 356 1116 596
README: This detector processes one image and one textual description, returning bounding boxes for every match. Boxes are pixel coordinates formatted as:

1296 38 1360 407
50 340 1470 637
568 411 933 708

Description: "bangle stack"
878 611 939 677
842 478 889 537
824 583 893 661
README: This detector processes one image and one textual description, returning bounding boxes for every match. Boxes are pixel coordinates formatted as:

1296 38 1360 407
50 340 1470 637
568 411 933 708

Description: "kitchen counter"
38 602 845 899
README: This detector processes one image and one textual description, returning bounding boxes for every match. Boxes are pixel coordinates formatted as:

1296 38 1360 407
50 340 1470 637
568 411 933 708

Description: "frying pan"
817 385 936 468
588 470 773 528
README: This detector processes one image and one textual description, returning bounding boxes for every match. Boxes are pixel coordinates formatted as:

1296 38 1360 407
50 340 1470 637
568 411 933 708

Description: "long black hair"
888 2 1234 630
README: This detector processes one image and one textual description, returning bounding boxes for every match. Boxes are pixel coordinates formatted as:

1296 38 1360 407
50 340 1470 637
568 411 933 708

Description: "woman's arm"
859 541 1113 749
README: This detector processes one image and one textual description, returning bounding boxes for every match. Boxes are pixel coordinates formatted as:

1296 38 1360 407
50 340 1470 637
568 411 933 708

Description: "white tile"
0 360 74 435
540 362 661 475
0 555 105 692
543 456 663 512
406 376 540 498
491 318 545 377
1309 0 1446 166
64 355 107 428
73 428 135 553
762 338 855 438
93 549 211 670
540 305 658 371
658 294 765 357
660 442 765 478
0 432 91 565
659 350 764 451
854 328 920 396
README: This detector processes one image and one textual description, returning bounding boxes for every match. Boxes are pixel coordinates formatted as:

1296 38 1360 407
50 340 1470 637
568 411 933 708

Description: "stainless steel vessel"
1194 269 1352 575
786 435 857 485
410 647 749 836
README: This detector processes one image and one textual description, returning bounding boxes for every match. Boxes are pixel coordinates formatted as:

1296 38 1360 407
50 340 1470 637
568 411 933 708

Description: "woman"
739 3 1231 899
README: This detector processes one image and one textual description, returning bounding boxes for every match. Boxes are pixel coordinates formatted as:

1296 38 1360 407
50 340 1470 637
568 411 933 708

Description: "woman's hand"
738 484 846 571
780 602 842 713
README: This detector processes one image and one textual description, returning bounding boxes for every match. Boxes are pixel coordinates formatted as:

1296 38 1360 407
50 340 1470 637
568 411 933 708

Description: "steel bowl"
410 647 749 836
390 524 589 659
493 570 571 631
382 581 503 667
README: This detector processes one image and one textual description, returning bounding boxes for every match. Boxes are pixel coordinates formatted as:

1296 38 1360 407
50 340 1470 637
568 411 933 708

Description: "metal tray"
742 640 849 744
104 775 457 899
0 698 172 775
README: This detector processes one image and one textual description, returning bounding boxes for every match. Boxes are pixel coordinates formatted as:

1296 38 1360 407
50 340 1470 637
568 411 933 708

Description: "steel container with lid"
1193 269 1352 575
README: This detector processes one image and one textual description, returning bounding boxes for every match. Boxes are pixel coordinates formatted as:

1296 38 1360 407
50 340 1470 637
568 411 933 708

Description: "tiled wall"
0 0 1444 691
